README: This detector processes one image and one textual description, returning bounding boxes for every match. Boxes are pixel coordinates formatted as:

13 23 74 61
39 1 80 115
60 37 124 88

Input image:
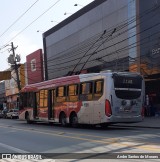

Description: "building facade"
26 49 44 84
43 0 160 113
43 0 137 80
5 64 25 109
138 0 160 112
0 81 6 110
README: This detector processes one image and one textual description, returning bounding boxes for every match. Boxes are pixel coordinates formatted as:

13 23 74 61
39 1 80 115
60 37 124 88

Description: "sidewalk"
115 117 160 129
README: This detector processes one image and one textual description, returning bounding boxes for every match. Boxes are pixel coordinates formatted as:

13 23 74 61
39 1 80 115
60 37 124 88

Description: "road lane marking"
0 124 119 144
0 142 29 153
0 124 117 138
0 124 159 152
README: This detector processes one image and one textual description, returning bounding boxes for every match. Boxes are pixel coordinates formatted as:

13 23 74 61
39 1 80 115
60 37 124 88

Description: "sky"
0 0 94 71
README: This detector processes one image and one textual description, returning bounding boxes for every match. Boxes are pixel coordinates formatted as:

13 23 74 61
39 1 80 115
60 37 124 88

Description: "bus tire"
100 123 109 129
60 112 67 127
26 112 32 124
70 113 78 128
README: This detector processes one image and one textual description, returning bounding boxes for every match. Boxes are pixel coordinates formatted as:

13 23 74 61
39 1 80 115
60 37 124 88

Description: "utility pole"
8 42 21 91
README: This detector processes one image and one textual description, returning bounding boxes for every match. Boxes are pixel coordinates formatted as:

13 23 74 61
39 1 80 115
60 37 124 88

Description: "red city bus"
19 72 145 127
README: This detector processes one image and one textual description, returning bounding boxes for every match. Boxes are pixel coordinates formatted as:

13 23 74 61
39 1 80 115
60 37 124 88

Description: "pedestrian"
2 101 8 118
145 95 150 117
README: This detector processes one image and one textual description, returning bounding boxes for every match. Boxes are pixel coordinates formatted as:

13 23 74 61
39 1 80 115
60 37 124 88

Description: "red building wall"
26 49 44 84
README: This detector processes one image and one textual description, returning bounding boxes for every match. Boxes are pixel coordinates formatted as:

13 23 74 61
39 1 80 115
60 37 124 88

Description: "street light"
74 3 84 7
37 30 44 33
51 20 59 23
64 12 72 15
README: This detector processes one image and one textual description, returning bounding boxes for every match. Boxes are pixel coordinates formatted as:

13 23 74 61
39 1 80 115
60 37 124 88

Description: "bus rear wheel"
70 113 78 128
100 123 109 129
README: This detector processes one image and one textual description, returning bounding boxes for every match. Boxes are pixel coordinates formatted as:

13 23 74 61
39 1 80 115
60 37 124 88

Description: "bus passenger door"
48 89 55 120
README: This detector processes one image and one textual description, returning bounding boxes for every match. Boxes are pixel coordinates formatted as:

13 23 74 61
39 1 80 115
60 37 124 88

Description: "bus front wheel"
60 113 67 127
26 112 32 124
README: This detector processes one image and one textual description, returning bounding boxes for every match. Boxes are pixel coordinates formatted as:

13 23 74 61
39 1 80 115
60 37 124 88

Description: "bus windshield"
113 74 142 99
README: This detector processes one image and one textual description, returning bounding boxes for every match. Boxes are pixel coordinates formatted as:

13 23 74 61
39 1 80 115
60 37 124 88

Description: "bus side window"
93 80 103 100
19 93 27 108
28 92 34 107
52 89 56 105
56 86 66 103
80 82 93 101
43 90 48 107
68 84 78 102
26 92 32 107
23 93 28 107
39 90 44 107
39 90 48 107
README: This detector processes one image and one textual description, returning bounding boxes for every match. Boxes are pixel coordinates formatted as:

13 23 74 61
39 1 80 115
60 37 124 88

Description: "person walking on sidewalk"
145 95 151 117
2 101 8 118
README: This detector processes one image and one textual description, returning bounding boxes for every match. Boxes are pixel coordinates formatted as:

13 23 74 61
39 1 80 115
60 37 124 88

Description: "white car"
6 109 19 119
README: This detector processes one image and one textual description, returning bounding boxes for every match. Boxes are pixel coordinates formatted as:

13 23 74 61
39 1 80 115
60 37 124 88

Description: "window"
39 90 48 107
113 74 142 99
81 82 92 94
31 59 36 71
43 90 48 107
68 85 78 101
28 92 34 107
56 86 66 102
95 80 103 93
22 93 28 107
80 82 93 101
52 89 56 105
57 87 65 96
21 92 34 107
93 80 103 100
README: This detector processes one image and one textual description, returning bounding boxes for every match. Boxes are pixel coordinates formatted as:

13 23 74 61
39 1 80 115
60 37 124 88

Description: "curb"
113 125 160 129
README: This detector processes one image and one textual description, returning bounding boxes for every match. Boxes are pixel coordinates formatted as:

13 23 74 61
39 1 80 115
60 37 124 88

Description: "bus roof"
21 72 141 92
21 75 80 92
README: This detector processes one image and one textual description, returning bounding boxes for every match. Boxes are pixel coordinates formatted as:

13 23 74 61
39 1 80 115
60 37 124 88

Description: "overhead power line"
2 0 160 79
3 0 61 46
20 1 160 74
0 0 40 39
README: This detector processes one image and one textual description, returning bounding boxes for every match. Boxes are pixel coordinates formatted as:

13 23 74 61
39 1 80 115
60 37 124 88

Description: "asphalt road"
0 119 159 162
